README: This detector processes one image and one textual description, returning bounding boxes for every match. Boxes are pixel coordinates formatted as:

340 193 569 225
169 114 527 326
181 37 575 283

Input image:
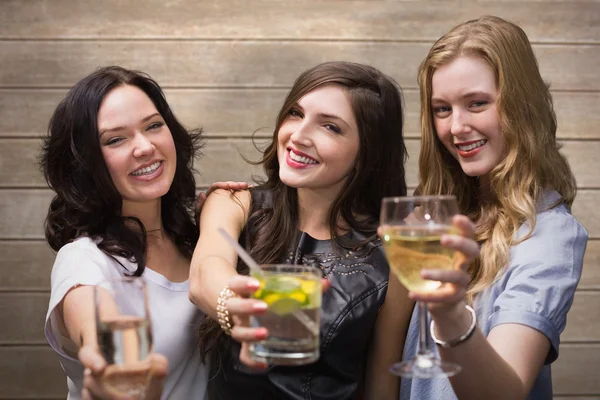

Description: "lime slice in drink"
300 279 317 296
267 297 303 316
265 276 301 293
289 290 308 305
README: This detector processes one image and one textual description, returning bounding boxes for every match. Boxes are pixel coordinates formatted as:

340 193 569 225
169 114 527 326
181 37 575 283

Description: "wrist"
429 301 472 342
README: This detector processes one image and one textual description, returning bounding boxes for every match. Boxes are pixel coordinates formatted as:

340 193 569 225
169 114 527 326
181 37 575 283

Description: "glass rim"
258 264 322 275
382 195 457 202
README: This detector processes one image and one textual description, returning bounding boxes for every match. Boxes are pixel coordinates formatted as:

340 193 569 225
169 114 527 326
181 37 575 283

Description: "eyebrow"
99 112 161 137
318 113 348 126
431 91 493 103
293 103 350 128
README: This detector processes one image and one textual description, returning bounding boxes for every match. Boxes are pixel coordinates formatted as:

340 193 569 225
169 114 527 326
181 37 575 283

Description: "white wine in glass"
95 277 153 399
380 195 461 378
381 225 458 293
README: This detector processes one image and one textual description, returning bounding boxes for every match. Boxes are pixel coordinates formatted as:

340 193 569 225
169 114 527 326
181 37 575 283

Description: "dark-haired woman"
41 66 208 399
189 61 479 400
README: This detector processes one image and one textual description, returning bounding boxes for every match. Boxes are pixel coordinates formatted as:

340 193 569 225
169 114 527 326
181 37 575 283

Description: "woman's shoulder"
518 191 588 242
52 236 135 280
509 192 587 273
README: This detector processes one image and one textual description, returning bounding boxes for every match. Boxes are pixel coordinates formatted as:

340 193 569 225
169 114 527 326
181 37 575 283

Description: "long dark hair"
40 66 203 275
199 61 407 364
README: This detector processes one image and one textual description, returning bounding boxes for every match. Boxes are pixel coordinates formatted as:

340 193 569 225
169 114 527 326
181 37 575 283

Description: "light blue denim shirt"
399 191 588 400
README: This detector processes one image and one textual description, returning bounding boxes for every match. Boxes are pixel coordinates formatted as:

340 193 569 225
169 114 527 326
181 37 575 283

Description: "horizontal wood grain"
3 89 597 139
0 241 54 291
553 344 600 395
2 189 600 239
1 137 596 189
0 343 595 397
3 290 596 344
0 346 66 398
1 41 598 91
1 0 598 43
2 238 597 291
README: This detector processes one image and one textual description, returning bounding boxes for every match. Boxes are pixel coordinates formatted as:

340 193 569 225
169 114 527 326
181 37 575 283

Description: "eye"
288 108 303 118
105 137 124 146
432 105 451 117
324 124 341 134
147 121 164 131
471 100 488 108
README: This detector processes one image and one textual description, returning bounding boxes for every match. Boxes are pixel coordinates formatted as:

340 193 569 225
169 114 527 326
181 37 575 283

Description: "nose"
450 109 471 136
132 133 155 158
290 120 313 147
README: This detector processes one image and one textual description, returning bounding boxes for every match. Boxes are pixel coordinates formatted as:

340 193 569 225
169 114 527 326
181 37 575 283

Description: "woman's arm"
188 188 251 319
58 285 167 399
363 273 413 400
412 213 585 400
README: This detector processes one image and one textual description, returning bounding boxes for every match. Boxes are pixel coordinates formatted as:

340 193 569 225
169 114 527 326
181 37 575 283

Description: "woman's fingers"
227 297 267 316
409 269 468 303
321 277 331 292
231 325 269 342
239 342 269 370
228 275 261 296
421 269 470 286
145 354 168 400
452 214 476 238
441 234 479 267
79 345 107 374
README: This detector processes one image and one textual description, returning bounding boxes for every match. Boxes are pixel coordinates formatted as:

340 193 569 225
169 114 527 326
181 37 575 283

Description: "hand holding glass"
249 264 322 366
380 195 461 378
94 277 153 398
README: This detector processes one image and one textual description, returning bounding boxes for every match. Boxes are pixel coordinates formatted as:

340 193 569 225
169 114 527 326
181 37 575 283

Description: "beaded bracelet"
430 304 477 348
216 286 237 335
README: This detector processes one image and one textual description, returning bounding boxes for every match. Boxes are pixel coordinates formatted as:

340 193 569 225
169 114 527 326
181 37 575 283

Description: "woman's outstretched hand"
226 275 331 369
79 345 168 400
409 214 479 316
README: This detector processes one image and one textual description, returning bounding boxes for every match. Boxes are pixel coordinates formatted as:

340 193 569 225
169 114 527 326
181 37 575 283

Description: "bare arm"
424 301 549 399
59 285 167 399
188 189 251 318
413 214 553 399
363 272 413 400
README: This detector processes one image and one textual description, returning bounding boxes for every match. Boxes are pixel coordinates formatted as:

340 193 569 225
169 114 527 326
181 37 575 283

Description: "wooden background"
1 0 599 398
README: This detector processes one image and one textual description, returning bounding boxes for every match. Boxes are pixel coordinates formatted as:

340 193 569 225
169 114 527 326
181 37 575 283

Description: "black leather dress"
207 188 390 400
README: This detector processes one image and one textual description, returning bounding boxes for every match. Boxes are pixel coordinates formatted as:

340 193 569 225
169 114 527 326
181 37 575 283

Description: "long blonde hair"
416 16 577 296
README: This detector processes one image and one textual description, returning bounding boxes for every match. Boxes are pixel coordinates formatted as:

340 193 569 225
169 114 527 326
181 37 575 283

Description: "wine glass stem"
417 301 433 357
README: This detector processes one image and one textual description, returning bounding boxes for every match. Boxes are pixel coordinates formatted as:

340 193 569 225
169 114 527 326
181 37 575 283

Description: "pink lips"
285 148 318 169
130 160 164 181
455 140 486 159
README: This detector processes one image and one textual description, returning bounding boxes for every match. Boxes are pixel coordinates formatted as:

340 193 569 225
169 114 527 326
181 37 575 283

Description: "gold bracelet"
216 286 237 335
430 304 477 348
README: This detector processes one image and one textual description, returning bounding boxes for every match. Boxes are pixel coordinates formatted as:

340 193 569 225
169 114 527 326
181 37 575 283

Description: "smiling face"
431 55 505 183
277 84 360 197
97 84 177 211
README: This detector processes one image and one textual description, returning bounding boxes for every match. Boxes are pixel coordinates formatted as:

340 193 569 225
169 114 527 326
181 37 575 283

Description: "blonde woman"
401 16 588 399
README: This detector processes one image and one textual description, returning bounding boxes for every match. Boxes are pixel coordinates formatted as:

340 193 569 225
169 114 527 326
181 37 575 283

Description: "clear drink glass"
249 264 322 366
94 277 153 398
380 195 462 378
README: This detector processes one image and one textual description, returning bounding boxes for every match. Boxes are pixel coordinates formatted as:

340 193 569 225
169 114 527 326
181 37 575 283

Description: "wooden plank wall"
1 0 599 398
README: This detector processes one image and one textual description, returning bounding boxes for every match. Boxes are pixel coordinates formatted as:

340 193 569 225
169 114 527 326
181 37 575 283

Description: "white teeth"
457 139 487 152
131 161 161 176
289 150 317 165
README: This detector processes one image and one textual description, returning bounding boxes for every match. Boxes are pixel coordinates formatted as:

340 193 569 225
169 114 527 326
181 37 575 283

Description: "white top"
44 236 208 400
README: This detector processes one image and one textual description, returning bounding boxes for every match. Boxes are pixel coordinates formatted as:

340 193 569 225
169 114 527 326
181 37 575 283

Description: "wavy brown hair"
198 61 408 364
40 66 202 275
416 16 577 296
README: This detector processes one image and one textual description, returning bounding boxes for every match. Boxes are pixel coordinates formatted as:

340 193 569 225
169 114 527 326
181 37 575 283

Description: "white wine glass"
380 195 461 378
94 277 153 398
